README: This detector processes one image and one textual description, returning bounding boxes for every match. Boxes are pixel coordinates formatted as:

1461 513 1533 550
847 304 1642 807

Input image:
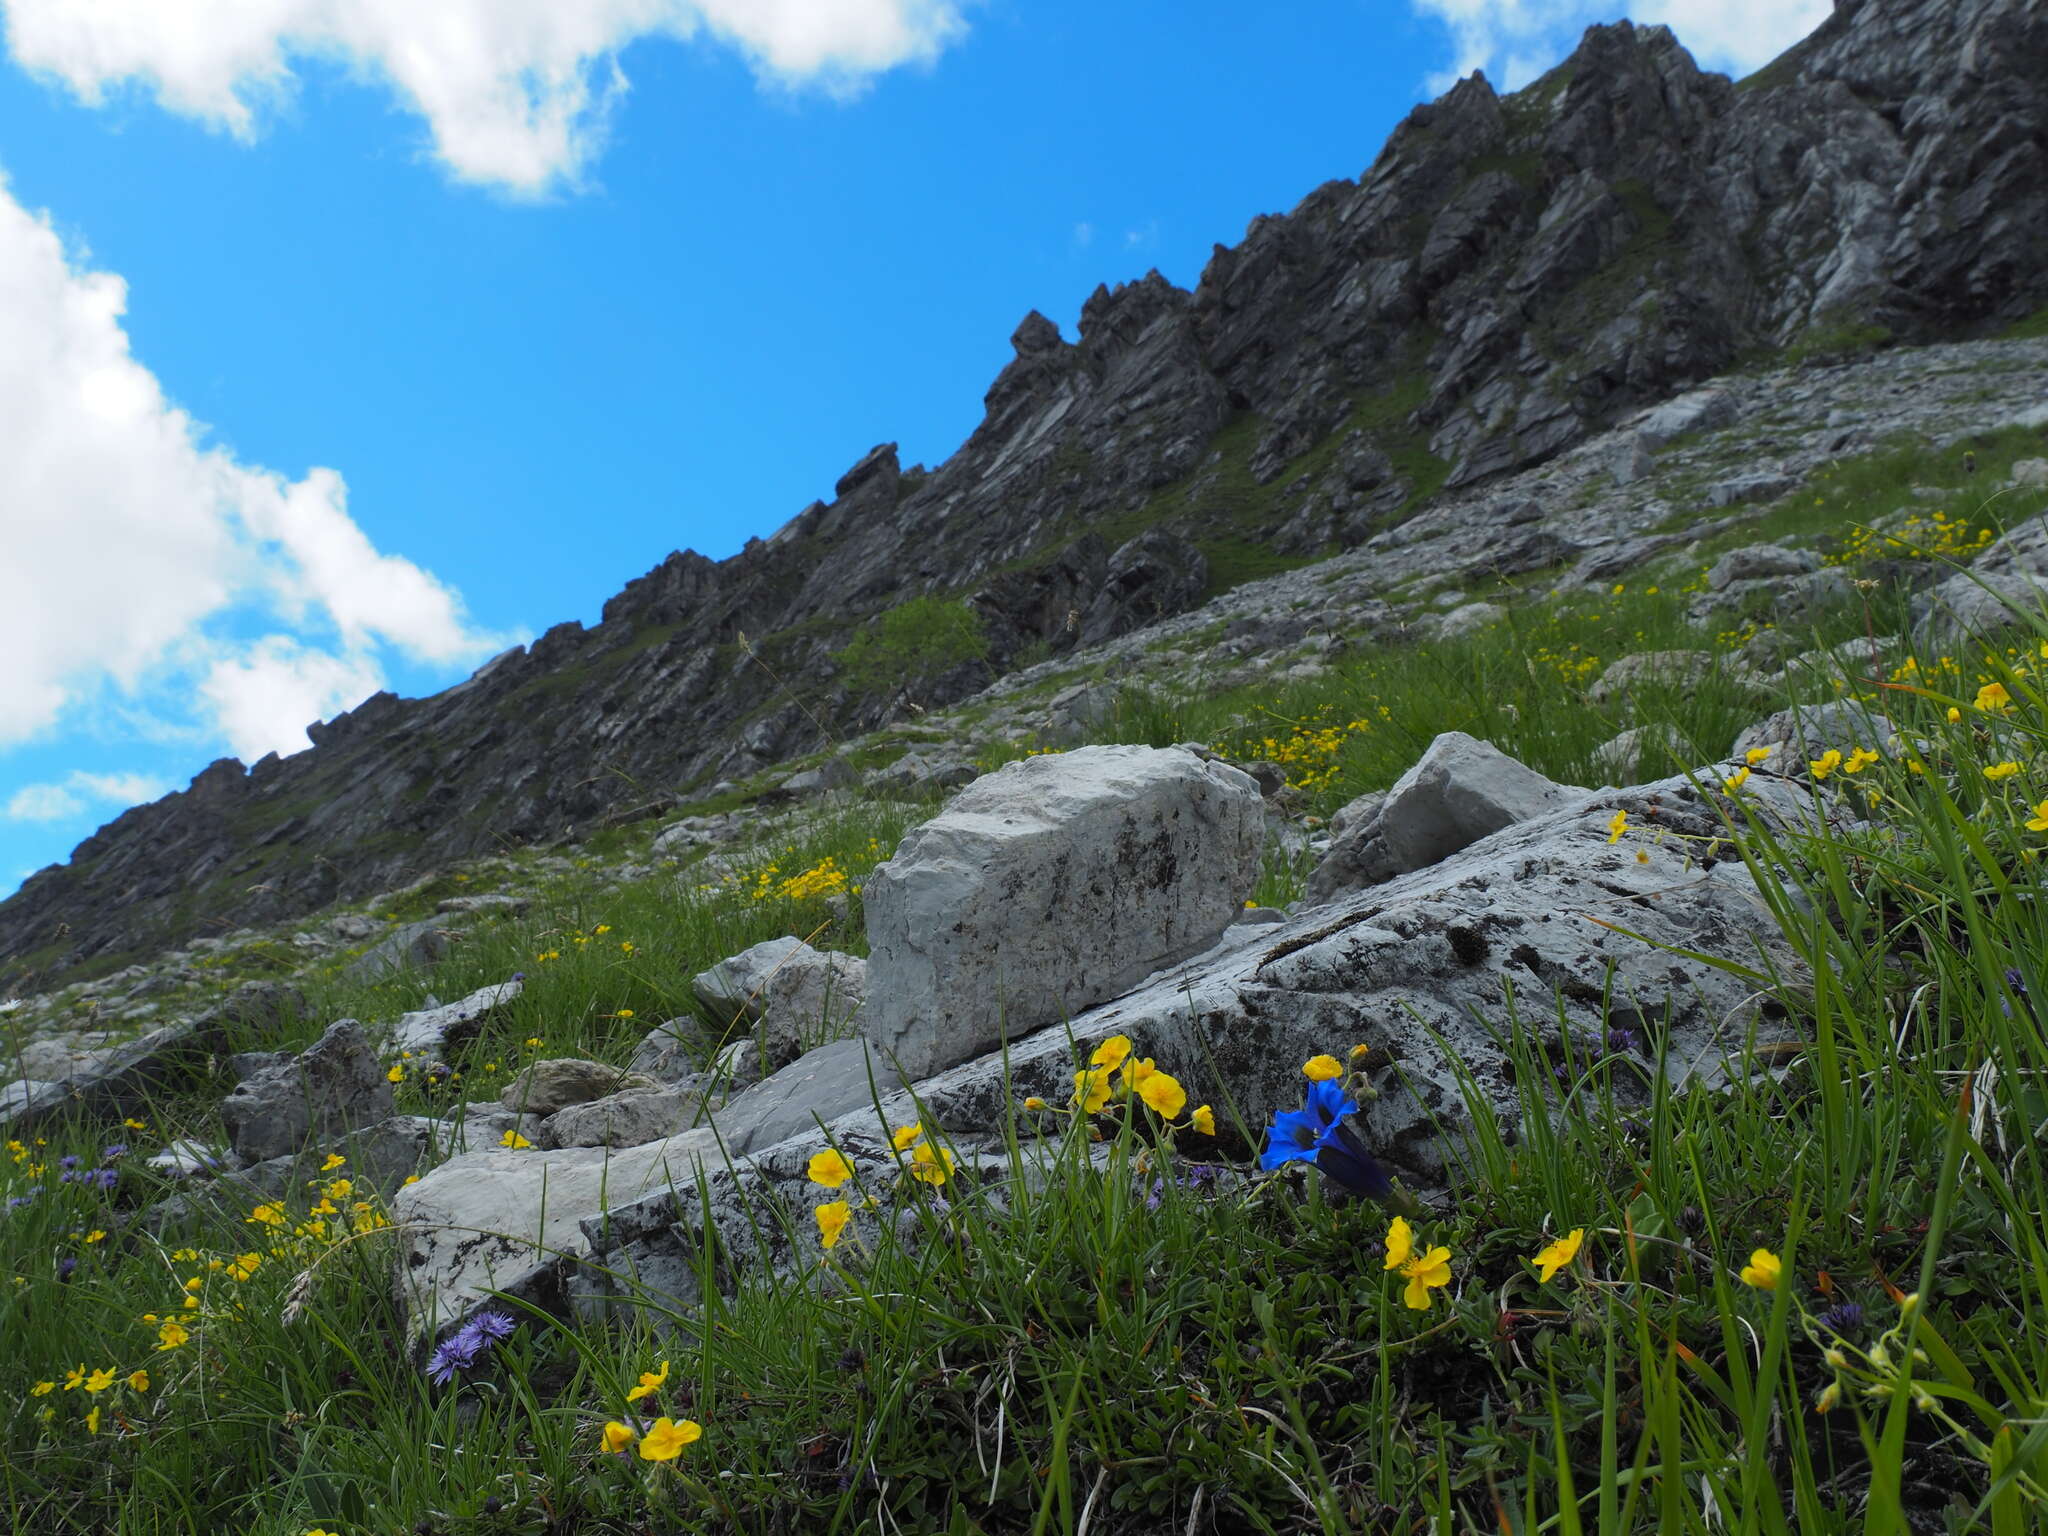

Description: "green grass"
14 486 2048 1530
2001 302 2048 342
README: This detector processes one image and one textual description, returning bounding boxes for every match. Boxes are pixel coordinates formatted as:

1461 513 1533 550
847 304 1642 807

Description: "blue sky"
0 0 1828 897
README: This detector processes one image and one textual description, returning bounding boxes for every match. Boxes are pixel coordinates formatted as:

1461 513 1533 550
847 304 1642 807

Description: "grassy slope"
7 436 2048 1533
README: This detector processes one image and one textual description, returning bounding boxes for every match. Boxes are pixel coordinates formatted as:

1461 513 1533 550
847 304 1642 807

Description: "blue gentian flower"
1260 1078 1393 1198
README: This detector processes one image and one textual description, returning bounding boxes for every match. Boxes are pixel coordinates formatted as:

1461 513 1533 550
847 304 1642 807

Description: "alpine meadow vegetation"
9 456 2048 1535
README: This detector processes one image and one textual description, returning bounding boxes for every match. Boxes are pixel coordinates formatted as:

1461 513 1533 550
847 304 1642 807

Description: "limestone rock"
626 1019 709 1084
1305 732 1578 903
574 769 1818 1327
342 918 457 983
862 745 1263 1080
1707 544 1819 591
1915 513 2048 647
1589 650 1767 707
540 1087 707 1149
217 1022 394 1165
1633 388 1737 449
498 1059 657 1117
1731 701 1899 772
692 939 868 1069
1592 723 1685 784
390 979 523 1055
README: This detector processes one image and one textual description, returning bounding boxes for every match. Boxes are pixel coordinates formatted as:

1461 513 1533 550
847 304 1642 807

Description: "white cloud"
1 0 969 196
5 769 173 823
196 636 387 761
1407 0 1829 94
1072 221 1093 248
0 171 510 767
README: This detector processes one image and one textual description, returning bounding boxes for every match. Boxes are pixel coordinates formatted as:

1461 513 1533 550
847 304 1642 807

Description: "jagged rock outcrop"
6 0 2045 989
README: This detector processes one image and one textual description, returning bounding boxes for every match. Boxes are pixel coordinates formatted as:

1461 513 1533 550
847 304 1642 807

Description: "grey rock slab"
218 1021 394 1165
540 1086 709 1150
1915 513 2048 647
498 1059 658 1117
862 745 1264 1080
1305 732 1578 903
1588 650 1767 708
342 918 458 983
1592 723 1685 785
1730 701 1900 772
2 1023 221 1136
1633 388 1737 449
576 770 1820 1326
1707 544 1819 591
389 979 523 1055
392 1127 726 1336
692 939 866 1069
712 1037 911 1157
626 1019 709 1084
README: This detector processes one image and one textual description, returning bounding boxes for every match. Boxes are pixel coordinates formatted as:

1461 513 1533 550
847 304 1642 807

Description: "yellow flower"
625 1360 669 1403
594 923 611 935
228 1253 261 1282
1302 1055 1343 1082
62 1366 85 1391
1975 681 2013 712
500 1130 532 1149
1072 1067 1112 1115
601 1420 639 1454
1383 1216 1414 1272
157 1321 189 1350
891 1124 923 1151
2026 801 2048 832
84 1367 116 1394
1605 808 1628 843
1842 748 1881 774
1985 761 2022 781
1089 1035 1133 1072
127 1369 150 1393
182 1277 204 1294
1723 767 1751 792
806 1149 854 1189
1136 1069 1187 1119
320 1153 346 1172
1399 1245 1453 1310
1947 706 1963 724
909 1140 956 1186
637 1416 702 1461
1739 1248 1782 1290
85 1405 101 1435
83 1229 105 1245
386 1065 404 1083
1809 750 1842 780
1191 1105 1216 1136
1022 1096 1047 1112
1744 747 1772 765
1532 1229 1584 1284
815 1200 851 1250
28 1381 53 1397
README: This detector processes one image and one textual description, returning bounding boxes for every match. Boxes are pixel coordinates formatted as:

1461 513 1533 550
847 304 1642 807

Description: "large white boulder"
1305 732 1578 902
861 745 1263 1080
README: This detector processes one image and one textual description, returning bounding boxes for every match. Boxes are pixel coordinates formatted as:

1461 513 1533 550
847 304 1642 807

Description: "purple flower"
5 1193 36 1211
58 1155 79 1171
100 1145 127 1163
425 1334 480 1385
57 1256 78 1282
1605 1027 1640 1055
468 1309 518 1344
90 1169 120 1189
1816 1302 1864 1338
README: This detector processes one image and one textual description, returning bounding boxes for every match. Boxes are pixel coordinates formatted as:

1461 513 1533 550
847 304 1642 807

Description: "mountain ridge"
5 0 2045 991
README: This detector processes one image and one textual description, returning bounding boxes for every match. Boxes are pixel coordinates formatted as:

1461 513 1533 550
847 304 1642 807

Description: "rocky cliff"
4 0 2044 989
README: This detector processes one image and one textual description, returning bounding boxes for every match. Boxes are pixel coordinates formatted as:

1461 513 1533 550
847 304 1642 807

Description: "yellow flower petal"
806 1149 854 1189
815 1200 851 1250
1739 1248 1782 1290
1191 1105 1216 1136
1532 1228 1584 1284
1302 1055 1343 1082
1383 1216 1414 1272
